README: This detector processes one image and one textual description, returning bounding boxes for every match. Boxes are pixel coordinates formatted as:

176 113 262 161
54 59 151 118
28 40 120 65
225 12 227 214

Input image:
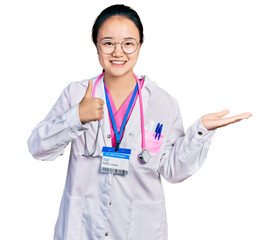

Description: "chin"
105 68 133 78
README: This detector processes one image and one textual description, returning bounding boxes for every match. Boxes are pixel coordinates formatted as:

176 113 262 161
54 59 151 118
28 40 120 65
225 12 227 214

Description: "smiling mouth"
110 60 126 65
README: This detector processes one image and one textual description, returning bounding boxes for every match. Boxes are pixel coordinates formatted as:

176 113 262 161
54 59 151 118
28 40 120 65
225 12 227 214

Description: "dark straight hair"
92 4 144 45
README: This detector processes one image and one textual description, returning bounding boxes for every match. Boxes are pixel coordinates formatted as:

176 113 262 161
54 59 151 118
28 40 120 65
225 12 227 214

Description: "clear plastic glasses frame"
97 39 140 54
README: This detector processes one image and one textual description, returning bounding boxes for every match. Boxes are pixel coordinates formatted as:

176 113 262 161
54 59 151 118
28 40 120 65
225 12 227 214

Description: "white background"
0 0 278 239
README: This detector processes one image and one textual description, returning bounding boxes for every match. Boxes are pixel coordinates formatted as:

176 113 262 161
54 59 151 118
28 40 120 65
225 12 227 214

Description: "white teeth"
111 61 125 64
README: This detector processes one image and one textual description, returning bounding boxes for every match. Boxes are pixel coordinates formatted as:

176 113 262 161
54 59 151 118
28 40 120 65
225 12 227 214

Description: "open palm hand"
201 109 252 130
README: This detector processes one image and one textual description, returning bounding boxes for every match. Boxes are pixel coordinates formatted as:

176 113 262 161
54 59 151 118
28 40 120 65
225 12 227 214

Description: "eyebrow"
100 37 137 41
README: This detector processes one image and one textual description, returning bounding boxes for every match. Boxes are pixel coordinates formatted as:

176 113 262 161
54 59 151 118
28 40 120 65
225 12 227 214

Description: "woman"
28 4 252 240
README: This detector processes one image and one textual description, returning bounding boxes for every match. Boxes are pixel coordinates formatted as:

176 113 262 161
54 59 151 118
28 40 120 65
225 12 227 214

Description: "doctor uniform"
28 74 215 240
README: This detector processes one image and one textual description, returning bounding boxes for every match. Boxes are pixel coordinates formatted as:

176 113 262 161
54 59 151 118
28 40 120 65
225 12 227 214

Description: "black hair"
92 4 144 45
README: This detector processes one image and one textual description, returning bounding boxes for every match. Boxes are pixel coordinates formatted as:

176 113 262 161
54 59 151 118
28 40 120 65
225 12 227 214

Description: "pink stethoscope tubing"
92 72 146 149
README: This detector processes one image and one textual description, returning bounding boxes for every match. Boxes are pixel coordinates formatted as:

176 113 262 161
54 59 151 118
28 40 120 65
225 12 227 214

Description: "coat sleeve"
158 103 215 183
27 84 88 161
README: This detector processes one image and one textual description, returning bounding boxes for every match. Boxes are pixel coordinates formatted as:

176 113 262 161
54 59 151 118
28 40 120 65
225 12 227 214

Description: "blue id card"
101 147 131 175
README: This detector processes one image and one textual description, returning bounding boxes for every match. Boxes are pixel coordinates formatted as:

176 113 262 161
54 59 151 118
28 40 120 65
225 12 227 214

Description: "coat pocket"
54 191 84 240
128 200 164 240
145 129 164 154
130 129 165 171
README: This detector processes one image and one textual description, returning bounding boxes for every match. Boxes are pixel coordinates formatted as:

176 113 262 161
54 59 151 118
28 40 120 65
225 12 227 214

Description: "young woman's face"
96 16 141 79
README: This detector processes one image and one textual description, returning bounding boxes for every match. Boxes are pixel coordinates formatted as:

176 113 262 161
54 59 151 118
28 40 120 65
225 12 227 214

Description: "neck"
104 71 136 91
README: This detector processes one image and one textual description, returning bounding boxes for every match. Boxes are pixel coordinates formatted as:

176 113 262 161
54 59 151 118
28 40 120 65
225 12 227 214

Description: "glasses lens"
100 40 115 54
99 39 139 54
122 39 138 54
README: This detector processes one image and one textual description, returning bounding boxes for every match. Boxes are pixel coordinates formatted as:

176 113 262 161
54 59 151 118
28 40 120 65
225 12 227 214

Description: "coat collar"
81 74 154 94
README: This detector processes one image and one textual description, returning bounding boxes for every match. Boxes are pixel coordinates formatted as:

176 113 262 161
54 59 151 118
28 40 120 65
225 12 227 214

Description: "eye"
102 41 114 46
124 41 135 46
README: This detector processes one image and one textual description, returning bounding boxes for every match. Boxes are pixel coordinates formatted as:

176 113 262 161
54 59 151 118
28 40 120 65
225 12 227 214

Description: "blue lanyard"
104 83 139 151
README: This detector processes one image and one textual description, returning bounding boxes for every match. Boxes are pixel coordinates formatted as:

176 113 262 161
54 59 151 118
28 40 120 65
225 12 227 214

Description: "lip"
110 60 127 66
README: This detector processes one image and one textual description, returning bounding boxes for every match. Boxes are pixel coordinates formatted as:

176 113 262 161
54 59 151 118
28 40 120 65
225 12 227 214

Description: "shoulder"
141 75 180 110
61 75 100 105
65 75 99 92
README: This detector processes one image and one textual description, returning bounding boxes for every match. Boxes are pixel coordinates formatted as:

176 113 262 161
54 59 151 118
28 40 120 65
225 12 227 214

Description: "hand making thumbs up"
79 80 105 124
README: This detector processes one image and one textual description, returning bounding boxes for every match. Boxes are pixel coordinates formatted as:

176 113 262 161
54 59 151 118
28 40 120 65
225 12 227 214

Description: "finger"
93 98 105 105
96 104 103 110
96 111 104 120
220 112 252 126
241 112 253 118
215 109 230 118
85 80 93 98
229 112 253 121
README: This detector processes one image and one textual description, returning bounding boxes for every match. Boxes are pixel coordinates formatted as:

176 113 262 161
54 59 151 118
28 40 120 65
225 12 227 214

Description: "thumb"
215 109 230 118
85 80 93 98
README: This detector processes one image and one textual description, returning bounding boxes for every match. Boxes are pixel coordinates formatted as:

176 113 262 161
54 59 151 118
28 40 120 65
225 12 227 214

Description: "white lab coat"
28 75 215 240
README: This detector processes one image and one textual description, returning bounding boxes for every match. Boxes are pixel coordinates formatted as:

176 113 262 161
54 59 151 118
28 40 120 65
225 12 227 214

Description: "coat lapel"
90 75 112 148
121 75 153 149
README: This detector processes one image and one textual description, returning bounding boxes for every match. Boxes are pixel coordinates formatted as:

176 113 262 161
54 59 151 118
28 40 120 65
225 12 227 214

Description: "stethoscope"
80 72 150 164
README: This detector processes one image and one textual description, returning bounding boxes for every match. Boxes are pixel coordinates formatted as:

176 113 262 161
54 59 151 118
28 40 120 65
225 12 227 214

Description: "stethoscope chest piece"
139 149 150 163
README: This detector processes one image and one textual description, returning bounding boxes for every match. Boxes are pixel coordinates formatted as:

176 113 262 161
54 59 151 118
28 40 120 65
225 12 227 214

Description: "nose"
112 42 124 57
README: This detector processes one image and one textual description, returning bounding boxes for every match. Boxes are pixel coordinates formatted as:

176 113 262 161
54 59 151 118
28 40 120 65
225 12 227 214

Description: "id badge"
101 147 131 175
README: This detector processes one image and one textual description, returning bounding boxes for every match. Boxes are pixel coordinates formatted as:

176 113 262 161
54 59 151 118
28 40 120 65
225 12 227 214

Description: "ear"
138 43 142 51
95 44 99 55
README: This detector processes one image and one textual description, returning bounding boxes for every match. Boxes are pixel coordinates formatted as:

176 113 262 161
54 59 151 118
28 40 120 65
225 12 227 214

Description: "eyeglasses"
97 39 140 54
